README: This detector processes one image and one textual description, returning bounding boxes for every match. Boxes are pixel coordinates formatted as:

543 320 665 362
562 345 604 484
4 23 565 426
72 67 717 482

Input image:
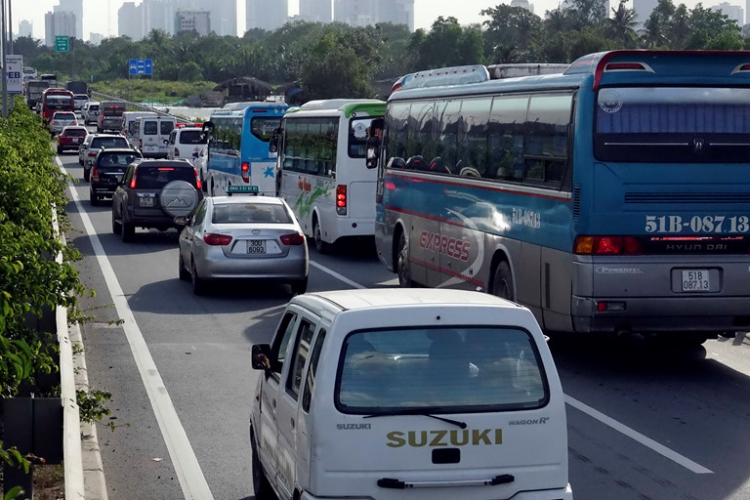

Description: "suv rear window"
89 105 99 111
54 112 76 120
336 327 548 414
98 152 140 169
135 166 196 189
212 203 291 224
179 130 206 144
91 137 129 149
64 128 87 136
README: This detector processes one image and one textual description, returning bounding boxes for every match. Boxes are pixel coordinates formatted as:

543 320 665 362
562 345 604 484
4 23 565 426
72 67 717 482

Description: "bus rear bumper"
572 295 750 334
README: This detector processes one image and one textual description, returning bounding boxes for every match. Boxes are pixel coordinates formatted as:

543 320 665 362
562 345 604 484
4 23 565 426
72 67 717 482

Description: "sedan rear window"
135 166 196 189
179 130 206 144
91 137 129 149
336 327 548 414
54 112 76 120
212 203 291 224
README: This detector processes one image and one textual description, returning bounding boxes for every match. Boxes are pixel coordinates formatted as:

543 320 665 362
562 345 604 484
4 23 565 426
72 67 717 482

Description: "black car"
111 159 203 242
90 148 142 206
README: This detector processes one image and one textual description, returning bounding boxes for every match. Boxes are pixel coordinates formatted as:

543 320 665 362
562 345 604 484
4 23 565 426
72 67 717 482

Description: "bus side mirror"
252 344 272 371
269 128 282 154
366 135 380 169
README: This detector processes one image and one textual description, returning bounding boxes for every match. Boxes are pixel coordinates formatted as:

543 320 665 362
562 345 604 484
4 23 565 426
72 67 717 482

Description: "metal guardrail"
53 208 86 499
89 91 192 121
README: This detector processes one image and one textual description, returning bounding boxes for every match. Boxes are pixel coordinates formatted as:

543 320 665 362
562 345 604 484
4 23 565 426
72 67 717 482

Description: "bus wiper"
363 411 467 429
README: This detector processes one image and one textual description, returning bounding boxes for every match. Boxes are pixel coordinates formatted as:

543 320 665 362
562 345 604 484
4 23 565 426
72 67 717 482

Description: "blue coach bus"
369 51 750 344
204 102 288 196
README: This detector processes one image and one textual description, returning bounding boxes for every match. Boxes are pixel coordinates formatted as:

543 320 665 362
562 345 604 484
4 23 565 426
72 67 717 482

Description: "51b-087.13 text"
645 215 750 234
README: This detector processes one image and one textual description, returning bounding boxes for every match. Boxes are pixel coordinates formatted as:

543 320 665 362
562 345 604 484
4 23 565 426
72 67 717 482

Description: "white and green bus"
277 99 385 253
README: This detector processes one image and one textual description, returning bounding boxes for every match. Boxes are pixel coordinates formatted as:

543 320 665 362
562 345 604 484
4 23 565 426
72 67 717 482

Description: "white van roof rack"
400 65 490 91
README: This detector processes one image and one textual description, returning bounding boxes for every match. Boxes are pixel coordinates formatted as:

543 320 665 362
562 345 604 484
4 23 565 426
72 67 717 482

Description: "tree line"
14 0 748 100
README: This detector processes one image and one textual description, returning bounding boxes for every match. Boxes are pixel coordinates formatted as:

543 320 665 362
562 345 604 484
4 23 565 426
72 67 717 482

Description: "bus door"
248 115 281 196
345 115 379 222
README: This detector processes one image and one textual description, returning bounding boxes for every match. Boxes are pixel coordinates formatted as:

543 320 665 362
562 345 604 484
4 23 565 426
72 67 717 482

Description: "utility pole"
2 0 8 118
7 0 11 55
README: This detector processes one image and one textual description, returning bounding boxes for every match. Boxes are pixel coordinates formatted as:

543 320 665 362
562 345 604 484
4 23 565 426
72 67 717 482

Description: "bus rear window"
135 166 195 189
595 87 750 163
348 117 375 158
251 117 281 142
335 327 548 414
46 96 72 109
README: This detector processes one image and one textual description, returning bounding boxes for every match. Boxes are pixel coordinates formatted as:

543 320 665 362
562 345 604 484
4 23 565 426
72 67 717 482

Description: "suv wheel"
90 188 99 206
121 219 135 243
83 168 90 182
111 209 122 234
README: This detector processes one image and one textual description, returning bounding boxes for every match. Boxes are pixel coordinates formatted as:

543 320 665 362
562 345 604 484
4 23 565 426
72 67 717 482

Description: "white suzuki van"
250 288 572 500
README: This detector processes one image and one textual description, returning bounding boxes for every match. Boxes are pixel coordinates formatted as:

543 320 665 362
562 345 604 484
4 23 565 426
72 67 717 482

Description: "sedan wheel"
178 253 190 281
191 259 206 295
290 277 308 296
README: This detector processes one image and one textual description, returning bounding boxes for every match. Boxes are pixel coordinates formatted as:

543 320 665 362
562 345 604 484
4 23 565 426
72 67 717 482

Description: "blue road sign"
129 58 154 76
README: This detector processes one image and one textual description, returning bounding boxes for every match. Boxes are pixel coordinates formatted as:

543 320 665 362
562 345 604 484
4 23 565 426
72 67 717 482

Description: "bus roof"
285 99 385 118
211 101 288 119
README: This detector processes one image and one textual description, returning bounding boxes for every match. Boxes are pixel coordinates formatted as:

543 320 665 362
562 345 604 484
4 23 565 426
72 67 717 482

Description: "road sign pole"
8 0 12 55
2 0 8 119
71 37 75 80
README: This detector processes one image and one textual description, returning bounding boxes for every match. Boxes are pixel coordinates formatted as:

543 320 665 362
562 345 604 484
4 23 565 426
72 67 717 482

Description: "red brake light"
157 168 174 171
336 184 347 215
574 236 642 255
88 152 97 157
280 232 305 245
241 162 250 183
391 82 403 93
252 110 267 113
204 233 232 246
193 168 202 190
130 171 137 189
91 166 99 182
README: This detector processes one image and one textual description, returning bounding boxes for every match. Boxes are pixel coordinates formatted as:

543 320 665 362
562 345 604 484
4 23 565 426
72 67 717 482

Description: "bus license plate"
682 270 709 292
248 240 266 254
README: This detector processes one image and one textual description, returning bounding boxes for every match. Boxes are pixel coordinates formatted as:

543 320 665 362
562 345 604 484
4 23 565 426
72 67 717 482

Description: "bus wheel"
492 261 515 301
396 232 413 287
313 219 331 254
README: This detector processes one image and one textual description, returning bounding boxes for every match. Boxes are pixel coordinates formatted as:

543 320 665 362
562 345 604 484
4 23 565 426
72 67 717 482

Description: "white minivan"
121 111 157 143
166 126 207 161
250 288 572 500
135 115 176 158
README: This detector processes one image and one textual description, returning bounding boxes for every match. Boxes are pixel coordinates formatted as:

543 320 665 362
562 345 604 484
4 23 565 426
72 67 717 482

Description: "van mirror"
252 344 272 371
365 117 384 169
202 121 214 132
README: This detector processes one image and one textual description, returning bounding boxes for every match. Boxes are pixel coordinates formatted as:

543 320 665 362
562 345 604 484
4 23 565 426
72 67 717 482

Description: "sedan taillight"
280 232 305 246
204 233 233 246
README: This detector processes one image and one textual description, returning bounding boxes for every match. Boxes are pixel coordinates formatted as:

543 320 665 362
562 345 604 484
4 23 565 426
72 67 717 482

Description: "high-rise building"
89 32 105 45
175 10 212 36
118 2 145 40
301 0 333 23
45 10 76 47
53 0 83 40
18 20 33 38
143 0 176 35
334 0 377 27
710 2 744 25
246 0 288 31
510 0 535 13
209 0 238 36
378 0 415 30
633 0 658 29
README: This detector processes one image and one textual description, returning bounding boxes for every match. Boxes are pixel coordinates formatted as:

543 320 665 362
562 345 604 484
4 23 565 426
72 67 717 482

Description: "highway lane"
59 151 750 500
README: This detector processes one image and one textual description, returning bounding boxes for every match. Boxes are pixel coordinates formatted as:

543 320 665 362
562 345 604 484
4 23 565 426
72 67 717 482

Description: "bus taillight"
241 162 250 183
336 185 347 215
574 236 642 255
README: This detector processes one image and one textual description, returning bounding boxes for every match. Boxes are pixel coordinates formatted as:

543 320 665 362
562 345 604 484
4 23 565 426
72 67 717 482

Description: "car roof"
301 288 521 312
134 159 193 168
96 148 139 154
53 111 75 115
74 94 88 98
210 196 285 206
91 134 126 139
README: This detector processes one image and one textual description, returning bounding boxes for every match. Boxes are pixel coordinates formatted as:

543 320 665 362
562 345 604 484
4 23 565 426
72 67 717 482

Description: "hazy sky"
15 0 744 42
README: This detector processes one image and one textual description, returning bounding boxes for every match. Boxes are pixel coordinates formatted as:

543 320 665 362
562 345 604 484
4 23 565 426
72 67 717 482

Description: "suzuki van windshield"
335 327 549 414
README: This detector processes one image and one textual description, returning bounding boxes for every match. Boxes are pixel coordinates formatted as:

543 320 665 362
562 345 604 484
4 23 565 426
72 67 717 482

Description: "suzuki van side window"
335 327 548 414
270 313 297 376
302 329 326 413
286 320 316 400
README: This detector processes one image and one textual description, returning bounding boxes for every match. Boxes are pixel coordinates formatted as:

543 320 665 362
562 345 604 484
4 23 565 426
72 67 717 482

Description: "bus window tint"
47 95 73 109
385 102 410 163
407 101 433 162
459 98 491 178
524 94 572 188
251 117 281 142
489 96 528 182
283 118 338 177
348 118 373 158
434 101 460 173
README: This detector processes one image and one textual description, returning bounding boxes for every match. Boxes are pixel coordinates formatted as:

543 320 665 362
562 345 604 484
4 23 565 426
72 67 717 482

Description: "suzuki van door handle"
272 399 276 408
290 418 295 428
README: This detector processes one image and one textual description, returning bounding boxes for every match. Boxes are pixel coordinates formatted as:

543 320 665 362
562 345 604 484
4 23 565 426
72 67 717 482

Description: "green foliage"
90 79 217 105
0 97 85 397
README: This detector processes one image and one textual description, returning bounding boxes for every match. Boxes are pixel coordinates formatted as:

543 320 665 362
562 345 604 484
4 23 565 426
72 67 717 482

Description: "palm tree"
606 0 639 47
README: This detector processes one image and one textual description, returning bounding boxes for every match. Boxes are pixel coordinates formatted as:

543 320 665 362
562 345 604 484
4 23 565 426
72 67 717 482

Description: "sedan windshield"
336 327 548 415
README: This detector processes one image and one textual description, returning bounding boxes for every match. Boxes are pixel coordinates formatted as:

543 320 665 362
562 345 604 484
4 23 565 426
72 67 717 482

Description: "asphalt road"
59 150 750 500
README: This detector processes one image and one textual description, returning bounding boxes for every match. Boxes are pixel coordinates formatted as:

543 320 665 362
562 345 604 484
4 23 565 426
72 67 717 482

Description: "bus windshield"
595 87 750 163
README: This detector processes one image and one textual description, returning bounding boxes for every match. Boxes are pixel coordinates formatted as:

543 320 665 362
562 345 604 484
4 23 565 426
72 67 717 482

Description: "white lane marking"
566 395 712 474
310 260 365 289
311 257 714 475
59 159 214 500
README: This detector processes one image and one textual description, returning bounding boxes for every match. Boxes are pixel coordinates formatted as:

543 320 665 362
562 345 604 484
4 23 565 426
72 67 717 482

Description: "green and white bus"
277 99 386 253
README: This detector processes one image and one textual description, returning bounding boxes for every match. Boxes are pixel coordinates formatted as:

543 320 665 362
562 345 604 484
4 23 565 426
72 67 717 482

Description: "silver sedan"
178 196 309 295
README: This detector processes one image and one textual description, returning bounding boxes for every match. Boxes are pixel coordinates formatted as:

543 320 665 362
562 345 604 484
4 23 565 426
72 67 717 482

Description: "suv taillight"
574 236 643 255
91 166 99 182
336 184 347 215
280 232 305 245
241 161 250 183
204 233 232 246
130 169 137 189
193 168 202 190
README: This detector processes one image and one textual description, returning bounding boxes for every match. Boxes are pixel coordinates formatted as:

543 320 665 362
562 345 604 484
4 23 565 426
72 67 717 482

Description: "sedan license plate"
139 197 155 208
682 270 709 292
247 240 266 254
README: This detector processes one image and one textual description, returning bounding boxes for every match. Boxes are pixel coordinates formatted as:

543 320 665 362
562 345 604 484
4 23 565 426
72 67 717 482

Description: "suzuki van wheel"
251 437 273 500
396 232 413 287
492 261 515 302
313 219 331 254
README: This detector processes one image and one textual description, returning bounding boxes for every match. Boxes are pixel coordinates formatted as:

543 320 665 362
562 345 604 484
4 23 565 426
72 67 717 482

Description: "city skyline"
18 0 750 43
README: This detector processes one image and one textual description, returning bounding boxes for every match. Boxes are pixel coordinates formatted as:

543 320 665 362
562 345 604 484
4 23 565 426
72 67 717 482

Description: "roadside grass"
34 464 65 500
90 79 218 105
